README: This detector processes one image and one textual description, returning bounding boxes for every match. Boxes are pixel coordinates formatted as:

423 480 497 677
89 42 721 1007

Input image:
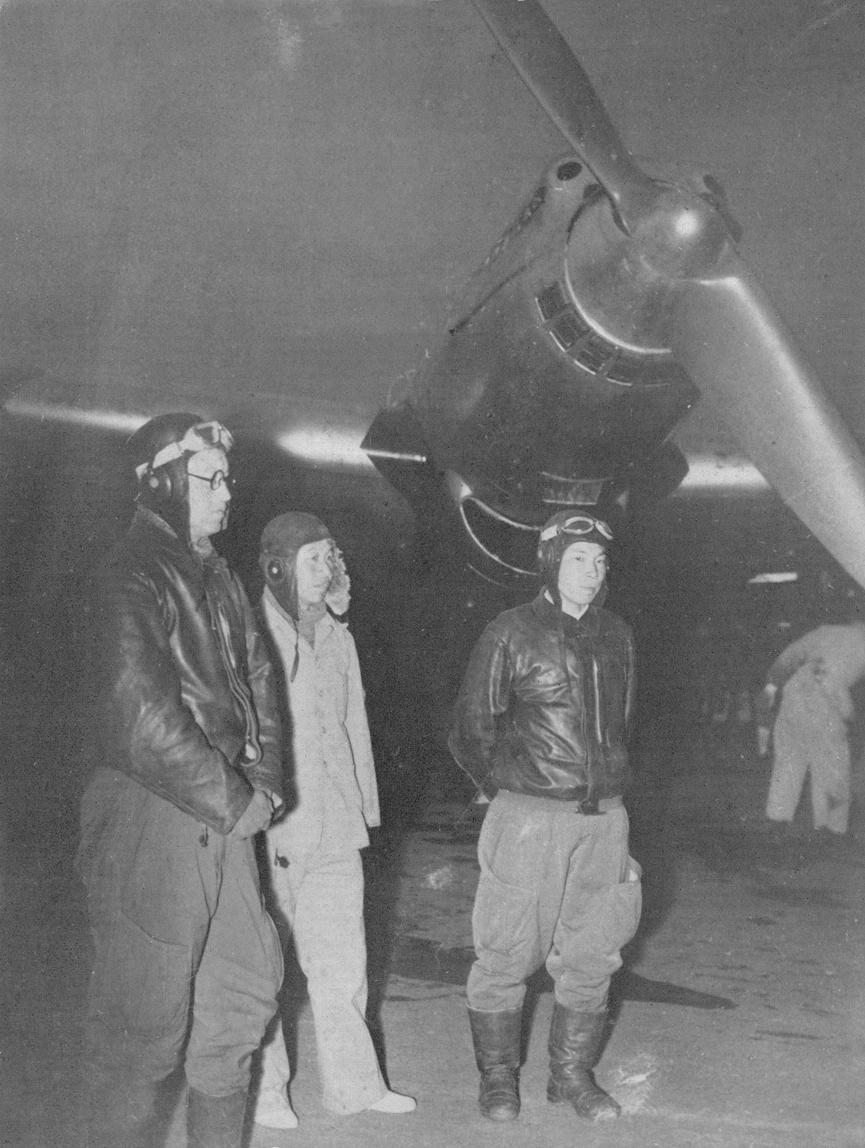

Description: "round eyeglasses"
187 469 235 492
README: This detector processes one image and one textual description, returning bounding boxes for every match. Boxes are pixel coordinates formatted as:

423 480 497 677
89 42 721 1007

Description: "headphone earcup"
145 466 173 500
265 558 285 583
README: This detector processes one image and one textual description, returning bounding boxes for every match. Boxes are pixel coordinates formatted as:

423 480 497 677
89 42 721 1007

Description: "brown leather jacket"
93 509 283 833
449 592 636 805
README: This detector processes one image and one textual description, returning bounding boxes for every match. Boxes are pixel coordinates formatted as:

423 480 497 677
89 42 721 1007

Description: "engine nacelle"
363 157 701 582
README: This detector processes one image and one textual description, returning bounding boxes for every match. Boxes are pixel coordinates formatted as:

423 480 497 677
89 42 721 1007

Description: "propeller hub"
636 185 729 278
564 182 732 354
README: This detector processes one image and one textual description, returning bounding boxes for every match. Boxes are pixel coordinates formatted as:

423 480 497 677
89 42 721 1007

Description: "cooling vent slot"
535 283 676 386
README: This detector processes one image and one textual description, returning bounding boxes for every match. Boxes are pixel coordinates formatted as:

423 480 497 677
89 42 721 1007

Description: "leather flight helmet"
127 413 234 539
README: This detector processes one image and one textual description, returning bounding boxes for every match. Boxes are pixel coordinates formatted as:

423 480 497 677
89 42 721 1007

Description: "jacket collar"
531 589 602 636
131 504 179 542
127 507 230 588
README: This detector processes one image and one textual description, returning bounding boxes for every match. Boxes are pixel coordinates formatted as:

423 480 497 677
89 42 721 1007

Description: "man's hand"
229 789 273 838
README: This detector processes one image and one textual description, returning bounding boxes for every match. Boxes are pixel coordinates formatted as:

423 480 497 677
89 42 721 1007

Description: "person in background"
449 511 641 1125
251 512 416 1129
76 414 284 1148
755 611 865 837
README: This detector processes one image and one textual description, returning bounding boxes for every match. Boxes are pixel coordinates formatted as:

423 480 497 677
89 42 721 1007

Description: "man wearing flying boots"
449 511 641 1124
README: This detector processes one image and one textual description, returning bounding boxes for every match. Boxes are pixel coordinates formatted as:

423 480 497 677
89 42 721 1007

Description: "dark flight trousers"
467 790 642 1014
77 769 282 1138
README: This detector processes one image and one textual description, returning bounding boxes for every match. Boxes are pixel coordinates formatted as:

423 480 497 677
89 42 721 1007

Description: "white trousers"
767 672 850 834
258 850 386 1114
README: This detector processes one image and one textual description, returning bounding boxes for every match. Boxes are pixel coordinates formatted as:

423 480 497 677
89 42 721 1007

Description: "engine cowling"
363 158 697 583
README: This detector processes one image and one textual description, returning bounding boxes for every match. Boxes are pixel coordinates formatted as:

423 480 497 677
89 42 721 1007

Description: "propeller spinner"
365 0 865 588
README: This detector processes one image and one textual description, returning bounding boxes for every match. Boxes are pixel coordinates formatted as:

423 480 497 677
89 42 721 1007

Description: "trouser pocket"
549 856 642 1009
95 911 193 1039
600 857 642 954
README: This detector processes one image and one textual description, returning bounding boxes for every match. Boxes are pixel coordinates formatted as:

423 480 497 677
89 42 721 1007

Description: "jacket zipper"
206 575 263 766
592 657 603 745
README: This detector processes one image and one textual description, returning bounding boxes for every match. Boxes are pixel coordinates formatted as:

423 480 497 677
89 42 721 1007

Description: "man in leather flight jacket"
75 414 285 1148
449 511 641 1126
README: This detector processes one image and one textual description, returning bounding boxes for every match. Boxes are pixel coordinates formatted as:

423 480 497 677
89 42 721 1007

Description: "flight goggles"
539 514 613 543
136 420 234 478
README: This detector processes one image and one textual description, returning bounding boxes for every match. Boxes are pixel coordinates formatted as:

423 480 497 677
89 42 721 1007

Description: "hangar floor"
2 680 863 1148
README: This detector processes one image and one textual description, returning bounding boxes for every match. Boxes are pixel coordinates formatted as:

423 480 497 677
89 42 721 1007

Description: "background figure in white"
251 512 416 1129
755 618 865 836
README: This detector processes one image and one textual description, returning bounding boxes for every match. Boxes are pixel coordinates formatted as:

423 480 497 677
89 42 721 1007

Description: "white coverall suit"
761 622 865 834
256 588 386 1113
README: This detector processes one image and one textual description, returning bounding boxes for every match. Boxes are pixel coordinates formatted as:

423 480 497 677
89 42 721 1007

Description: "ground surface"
1 689 863 1148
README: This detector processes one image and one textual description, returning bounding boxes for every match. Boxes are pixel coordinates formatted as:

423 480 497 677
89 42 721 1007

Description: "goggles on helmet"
134 420 234 480
539 514 613 543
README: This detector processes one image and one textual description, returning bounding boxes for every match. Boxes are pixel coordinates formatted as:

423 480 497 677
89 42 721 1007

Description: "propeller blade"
670 256 865 588
469 0 656 228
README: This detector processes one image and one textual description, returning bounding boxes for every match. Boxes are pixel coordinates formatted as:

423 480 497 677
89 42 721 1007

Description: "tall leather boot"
467 1007 522 1121
186 1087 248 1148
546 1003 620 1121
